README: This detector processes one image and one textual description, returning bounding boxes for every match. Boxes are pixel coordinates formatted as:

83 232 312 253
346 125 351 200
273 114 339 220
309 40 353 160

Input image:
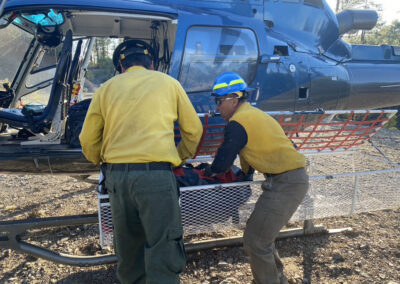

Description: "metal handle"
260 54 281 64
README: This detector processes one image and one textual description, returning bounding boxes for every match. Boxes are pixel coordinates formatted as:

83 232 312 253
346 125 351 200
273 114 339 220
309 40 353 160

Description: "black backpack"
65 99 91 147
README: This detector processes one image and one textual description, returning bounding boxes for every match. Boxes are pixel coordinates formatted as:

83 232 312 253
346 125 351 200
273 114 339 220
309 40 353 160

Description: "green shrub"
384 114 398 130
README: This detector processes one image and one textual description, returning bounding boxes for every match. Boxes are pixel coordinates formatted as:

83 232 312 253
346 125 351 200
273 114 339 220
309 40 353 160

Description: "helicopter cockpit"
0 8 176 145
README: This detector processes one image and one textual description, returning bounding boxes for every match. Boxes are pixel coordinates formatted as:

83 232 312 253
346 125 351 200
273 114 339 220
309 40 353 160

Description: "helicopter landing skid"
0 214 345 266
0 214 117 266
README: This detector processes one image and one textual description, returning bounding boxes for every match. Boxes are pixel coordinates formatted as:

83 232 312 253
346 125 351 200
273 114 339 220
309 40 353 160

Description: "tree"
335 0 364 12
335 0 382 12
359 21 400 45
87 38 120 85
91 38 112 65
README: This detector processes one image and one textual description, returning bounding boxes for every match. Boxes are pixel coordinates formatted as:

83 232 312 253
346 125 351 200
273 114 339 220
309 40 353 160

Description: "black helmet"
112 39 154 73
35 24 63 48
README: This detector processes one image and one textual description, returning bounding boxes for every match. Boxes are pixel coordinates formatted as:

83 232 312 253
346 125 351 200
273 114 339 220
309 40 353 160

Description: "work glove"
203 163 217 177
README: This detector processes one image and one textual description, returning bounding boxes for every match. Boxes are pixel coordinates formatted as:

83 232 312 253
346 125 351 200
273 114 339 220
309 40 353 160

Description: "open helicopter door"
0 29 73 143
0 7 177 151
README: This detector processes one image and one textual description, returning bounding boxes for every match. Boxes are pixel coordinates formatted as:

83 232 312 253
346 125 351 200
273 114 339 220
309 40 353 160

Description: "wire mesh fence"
99 110 399 246
98 167 400 247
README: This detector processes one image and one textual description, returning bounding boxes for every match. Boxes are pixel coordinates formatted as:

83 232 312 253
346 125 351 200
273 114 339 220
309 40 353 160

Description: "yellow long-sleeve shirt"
79 66 203 166
230 102 306 174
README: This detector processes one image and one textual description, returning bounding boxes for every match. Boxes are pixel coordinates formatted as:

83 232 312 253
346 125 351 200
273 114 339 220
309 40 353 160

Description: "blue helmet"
211 72 253 97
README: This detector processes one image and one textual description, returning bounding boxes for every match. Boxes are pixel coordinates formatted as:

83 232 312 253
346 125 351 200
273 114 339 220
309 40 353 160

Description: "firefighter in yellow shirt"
79 40 202 284
205 72 309 284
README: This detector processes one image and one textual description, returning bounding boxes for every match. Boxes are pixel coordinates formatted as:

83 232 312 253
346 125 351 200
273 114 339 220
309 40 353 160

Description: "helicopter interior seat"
0 30 73 134
68 39 83 87
65 38 83 108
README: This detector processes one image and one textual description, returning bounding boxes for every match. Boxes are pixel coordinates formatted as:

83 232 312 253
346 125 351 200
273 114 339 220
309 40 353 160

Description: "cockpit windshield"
0 22 33 92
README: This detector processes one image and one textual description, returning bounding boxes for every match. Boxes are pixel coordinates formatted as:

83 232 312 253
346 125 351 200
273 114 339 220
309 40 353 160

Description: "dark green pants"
105 165 186 284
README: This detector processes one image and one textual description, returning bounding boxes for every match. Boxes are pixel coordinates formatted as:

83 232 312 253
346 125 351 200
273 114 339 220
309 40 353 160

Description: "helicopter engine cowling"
337 9 378 36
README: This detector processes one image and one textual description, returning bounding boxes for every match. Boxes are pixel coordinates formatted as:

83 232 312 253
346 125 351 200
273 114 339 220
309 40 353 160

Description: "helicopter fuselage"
0 0 399 174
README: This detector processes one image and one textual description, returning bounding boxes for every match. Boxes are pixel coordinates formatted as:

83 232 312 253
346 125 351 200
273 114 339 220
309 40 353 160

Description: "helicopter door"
297 66 349 111
292 58 312 111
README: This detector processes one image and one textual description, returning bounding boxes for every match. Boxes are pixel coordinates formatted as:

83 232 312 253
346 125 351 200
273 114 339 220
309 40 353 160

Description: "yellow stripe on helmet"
213 79 245 90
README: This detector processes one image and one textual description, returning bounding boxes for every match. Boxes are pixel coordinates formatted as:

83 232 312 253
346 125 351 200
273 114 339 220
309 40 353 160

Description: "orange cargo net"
276 110 397 153
175 110 397 158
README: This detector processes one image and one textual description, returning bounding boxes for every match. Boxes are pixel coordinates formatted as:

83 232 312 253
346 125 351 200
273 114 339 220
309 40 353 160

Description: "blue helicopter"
0 0 399 266
0 0 399 174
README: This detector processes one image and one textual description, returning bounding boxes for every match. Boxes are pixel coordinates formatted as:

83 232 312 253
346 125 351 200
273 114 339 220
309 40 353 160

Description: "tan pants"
243 168 309 284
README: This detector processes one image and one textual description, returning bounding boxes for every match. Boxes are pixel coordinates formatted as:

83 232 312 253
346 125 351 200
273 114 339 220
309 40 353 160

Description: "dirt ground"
0 129 399 284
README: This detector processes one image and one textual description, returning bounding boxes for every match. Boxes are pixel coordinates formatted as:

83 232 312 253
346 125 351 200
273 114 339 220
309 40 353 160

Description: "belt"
106 162 172 171
263 173 280 179
263 167 304 179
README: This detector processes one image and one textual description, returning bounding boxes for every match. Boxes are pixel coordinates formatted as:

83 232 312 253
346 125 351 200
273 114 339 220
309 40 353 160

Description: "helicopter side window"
32 48 58 72
179 26 258 93
25 47 58 89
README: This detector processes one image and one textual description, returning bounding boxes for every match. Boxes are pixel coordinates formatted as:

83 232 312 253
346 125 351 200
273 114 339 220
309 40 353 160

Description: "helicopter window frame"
179 25 259 94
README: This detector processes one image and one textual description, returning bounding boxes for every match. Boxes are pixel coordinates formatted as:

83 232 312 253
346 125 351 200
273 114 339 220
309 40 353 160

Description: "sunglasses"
214 97 237 106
